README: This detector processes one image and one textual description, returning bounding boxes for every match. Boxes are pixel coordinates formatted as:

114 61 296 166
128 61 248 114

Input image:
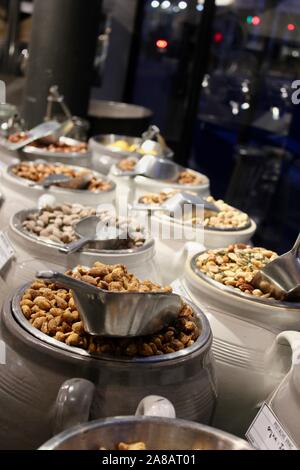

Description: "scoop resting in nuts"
12 162 112 193
22 204 147 249
20 262 200 357
138 192 249 230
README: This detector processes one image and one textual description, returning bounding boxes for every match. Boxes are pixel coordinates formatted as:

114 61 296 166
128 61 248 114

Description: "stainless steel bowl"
39 416 251 450
190 252 300 310
12 284 209 362
10 208 154 256
156 211 252 233
21 136 91 165
89 134 174 160
6 162 116 196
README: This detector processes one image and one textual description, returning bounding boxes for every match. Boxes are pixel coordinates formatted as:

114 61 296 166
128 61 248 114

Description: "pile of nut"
20 262 200 357
197 197 250 229
176 170 204 186
100 442 146 451
196 244 278 298
8 132 29 144
117 160 204 186
118 158 138 172
138 193 249 230
22 204 147 248
22 204 96 244
31 140 88 154
138 190 178 205
11 162 112 192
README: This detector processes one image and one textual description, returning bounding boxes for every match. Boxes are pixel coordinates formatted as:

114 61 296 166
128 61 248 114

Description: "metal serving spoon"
114 154 179 181
132 192 220 215
29 172 92 190
36 120 75 146
36 271 183 337
7 121 62 151
252 234 300 301
59 216 126 254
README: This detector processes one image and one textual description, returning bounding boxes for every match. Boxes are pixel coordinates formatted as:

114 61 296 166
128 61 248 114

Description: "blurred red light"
214 32 223 43
156 39 168 49
288 23 296 31
252 16 261 26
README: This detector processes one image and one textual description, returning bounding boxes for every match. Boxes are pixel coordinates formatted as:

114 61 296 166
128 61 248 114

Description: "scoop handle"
36 270 100 294
52 379 95 434
58 237 91 254
135 396 176 419
291 233 300 256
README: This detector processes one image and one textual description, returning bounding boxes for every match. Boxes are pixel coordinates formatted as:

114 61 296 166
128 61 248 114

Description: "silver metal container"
21 136 92 168
9 209 161 282
89 134 173 175
1 162 116 207
40 417 250 450
0 289 217 449
188 252 300 331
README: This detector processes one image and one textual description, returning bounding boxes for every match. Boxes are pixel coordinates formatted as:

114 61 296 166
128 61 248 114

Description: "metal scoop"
7 121 62 151
40 174 73 188
36 270 183 337
252 234 300 301
35 120 75 146
115 154 179 181
29 172 92 190
139 125 169 157
59 216 126 254
132 192 220 215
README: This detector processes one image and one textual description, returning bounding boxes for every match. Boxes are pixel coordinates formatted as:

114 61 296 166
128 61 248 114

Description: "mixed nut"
176 170 204 186
117 159 204 185
138 190 179 206
196 244 278 298
30 140 88 154
118 158 138 172
22 204 147 249
197 197 250 229
11 162 113 193
20 262 200 357
138 192 250 230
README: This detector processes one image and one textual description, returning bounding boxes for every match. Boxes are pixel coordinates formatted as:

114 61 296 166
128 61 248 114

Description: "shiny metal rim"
11 283 211 363
22 145 91 159
7 163 116 194
10 208 155 255
39 416 251 450
190 252 300 310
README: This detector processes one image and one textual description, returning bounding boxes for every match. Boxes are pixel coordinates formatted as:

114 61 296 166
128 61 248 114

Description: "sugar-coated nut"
21 305 32 319
33 296 51 311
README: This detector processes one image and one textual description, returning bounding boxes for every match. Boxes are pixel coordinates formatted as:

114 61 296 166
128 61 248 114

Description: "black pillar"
22 0 102 128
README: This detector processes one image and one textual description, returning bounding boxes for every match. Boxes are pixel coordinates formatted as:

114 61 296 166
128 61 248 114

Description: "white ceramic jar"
172 255 300 437
0 290 216 449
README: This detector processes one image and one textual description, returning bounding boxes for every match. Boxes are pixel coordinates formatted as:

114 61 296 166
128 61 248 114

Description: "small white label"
0 232 14 272
246 403 298 450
